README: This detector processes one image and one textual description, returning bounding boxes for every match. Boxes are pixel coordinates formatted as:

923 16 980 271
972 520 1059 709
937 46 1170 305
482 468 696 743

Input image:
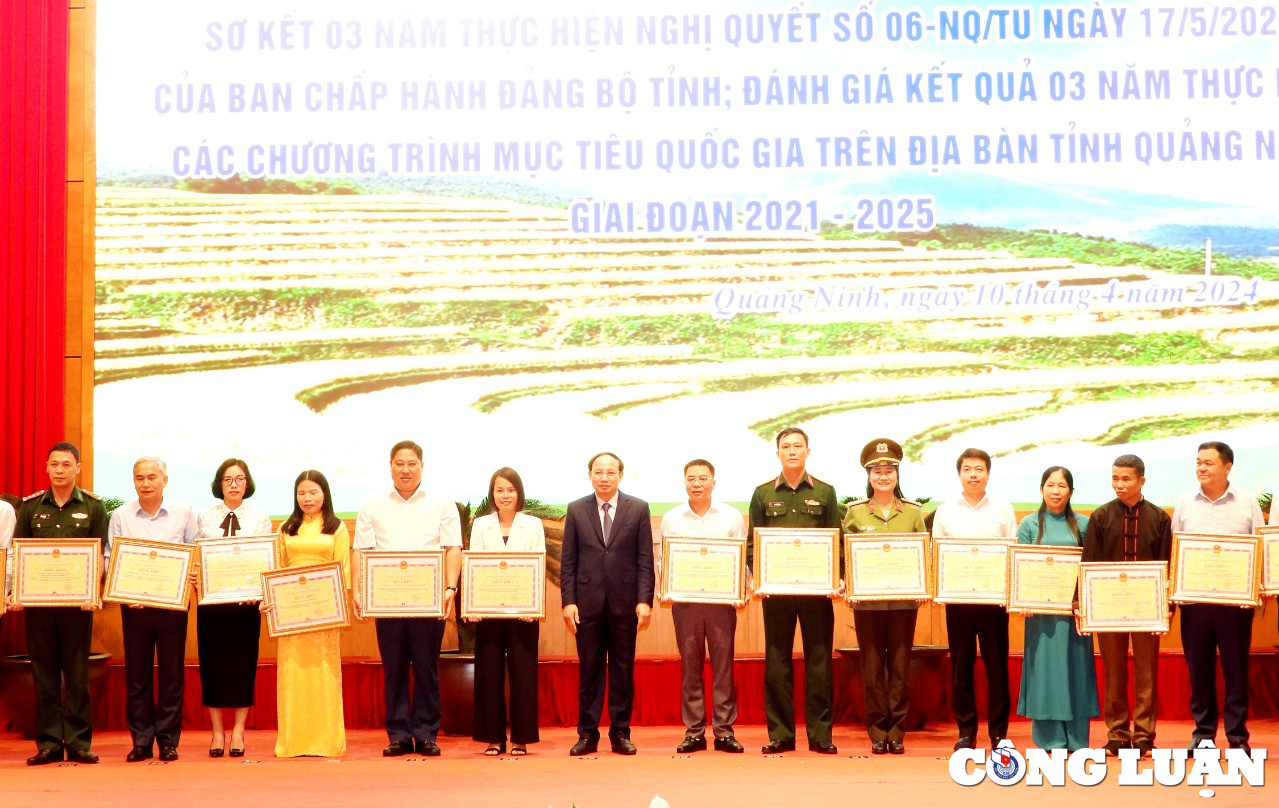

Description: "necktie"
601 502 612 545
219 511 240 537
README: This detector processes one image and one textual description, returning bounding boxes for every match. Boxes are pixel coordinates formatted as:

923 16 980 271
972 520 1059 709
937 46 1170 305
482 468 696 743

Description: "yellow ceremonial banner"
461 552 546 618
660 536 746 605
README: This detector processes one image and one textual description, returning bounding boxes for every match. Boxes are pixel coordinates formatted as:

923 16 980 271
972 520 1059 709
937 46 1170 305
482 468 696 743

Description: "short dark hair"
955 448 991 473
390 440 423 461
211 458 257 499
487 467 527 512
1198 440 1234 465
588 452 624 473
683 458 716 476
775 427 809 448
48 442 81 462
281 469 342 536
1113 454 1145 477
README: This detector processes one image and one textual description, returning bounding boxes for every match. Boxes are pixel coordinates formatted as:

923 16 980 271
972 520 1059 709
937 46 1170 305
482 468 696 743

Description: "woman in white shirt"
468 467 546 756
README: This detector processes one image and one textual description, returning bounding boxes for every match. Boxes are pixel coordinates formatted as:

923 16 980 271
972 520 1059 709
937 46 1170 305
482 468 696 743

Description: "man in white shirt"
107 456 200 763
1171 440 1265 754
931 448 1017 751
659 459 747 754
354 440 462 757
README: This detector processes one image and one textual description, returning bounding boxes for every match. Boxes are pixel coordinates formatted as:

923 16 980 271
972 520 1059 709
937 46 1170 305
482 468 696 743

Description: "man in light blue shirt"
107 456 200 763
1170 441 1265 755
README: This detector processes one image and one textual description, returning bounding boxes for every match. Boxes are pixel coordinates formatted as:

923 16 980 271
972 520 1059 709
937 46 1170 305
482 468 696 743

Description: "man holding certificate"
1171 441 1265 755
353 440 462 758
107 456 200 762
10 442 107 766
931 448 1017 752
1081 454 1172 757
747 427 841 755
659 458 747 754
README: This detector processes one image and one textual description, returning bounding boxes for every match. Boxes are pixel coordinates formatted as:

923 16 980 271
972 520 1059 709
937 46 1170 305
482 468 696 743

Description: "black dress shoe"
1229 740 1252 755
1136 742 1155 757
888 741 905 755
761 739 795 754
229 746 245 758
26 748 64 766
675 736 706 754
569 737 598 756
953 736 976 751
871 740 888 755
416 740 441 757
713 736 745 753
67 748 99 764
209 746 224 758
808 741 838 755
989 737 1006 750
126 746 153 763
383 741 412 757
159 745 179 762
610 738 638 755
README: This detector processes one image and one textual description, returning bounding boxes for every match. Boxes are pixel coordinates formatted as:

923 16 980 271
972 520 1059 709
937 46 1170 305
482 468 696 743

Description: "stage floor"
1 722 1275 807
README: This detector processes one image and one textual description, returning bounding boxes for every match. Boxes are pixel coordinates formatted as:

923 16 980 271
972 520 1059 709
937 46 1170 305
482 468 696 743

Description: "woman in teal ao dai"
1015 466 1099 751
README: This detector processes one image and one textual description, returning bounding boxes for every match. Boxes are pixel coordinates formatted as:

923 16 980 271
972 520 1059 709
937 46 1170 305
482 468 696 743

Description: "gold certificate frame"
932 537 1012 606
461 551 546 618
1257 527 1279 597
197 535 276 605
1078 561 1170 634
659 536 747 605
262 562 349 637
753 528 840 596
12 539 102 608
355 550 444 618
104 537 195 611
845 532 930 602
1007 545 1082 615
1170 532 1260 607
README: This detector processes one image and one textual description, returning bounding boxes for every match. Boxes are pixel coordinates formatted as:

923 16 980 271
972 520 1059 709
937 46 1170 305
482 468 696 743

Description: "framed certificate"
104 537 195 610
753 528 840 596
461 551 546 618
11 539 102 607
1169 532 1260 607
932 538 1012 605
262 562 349 637
197 535 276 605
1078 561 1170 634
660 536 747 605
355 550 444 618
844 532 930 602
1257 527 1279 597
1007 545 1082 615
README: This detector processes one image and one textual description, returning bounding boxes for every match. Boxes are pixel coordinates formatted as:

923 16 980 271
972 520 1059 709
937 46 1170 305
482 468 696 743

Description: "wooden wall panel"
66 1 96 486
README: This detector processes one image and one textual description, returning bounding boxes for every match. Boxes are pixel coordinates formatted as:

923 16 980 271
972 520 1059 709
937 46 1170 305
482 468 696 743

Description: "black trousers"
472 618 540 745
854 607 918 743
25 607 95 752
574 608 638 741
762 595 834 744
1180 603 1253 744
945 603 1009 740
375 616 445 744
121 606 188 748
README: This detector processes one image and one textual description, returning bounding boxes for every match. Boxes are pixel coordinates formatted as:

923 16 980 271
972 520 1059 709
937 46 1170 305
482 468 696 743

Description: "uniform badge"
768 502 784 508
72 512 89 519
804 499 821 507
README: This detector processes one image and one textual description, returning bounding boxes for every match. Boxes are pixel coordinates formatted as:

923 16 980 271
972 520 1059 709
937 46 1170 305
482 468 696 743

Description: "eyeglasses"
685 475 712 484
222 476 247 485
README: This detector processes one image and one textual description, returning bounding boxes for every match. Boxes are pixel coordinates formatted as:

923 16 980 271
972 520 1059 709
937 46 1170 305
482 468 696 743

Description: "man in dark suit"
560 451 655 755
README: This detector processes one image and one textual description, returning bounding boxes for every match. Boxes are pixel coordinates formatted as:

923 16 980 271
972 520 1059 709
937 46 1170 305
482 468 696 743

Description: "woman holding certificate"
841 439 926 756
197 459 272 758
468 468 545 756
268 470 351 757
1015 466 1098 752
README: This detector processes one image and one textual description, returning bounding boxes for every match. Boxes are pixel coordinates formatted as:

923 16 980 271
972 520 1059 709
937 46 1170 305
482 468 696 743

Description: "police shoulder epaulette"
81 489 103 500
846 498 870 507
23 489 46 501
902 498 921 507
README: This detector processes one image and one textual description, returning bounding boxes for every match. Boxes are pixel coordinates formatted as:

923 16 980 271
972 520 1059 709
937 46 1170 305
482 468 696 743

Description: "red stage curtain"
0 0 68 496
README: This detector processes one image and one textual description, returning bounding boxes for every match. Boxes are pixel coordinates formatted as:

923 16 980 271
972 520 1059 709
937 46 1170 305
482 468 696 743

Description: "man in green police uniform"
747 427 842 754
11 442 107 765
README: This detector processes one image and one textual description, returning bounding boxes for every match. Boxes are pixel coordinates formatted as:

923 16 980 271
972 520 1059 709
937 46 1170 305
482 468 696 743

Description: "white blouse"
469 512 546 554
198 501 273 539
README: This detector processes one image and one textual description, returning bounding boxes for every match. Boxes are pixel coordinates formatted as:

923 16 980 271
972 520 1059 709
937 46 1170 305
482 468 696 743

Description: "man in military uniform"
747 427 841 754
11 442 107 765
